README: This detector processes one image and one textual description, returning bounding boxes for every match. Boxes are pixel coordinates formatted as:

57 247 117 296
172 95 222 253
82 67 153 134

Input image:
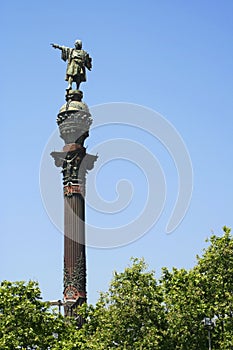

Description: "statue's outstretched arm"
51 43 62 50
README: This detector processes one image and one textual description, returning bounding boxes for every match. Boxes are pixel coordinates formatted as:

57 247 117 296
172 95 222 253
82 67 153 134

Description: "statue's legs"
66 75 81 90
76 79 81 90
67 76 73 90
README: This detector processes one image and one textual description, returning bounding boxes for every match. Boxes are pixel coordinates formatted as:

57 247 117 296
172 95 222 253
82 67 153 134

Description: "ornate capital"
51 148 97 196
51 89 97 196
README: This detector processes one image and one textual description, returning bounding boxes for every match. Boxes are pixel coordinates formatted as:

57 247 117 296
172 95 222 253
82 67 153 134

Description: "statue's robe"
60 46 92 83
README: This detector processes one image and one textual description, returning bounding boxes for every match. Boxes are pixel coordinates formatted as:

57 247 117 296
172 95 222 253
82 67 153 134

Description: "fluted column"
51 89 97 321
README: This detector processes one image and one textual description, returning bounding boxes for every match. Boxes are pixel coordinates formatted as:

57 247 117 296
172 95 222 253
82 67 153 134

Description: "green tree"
79 258 170 349
160 267 207 349
1 227 232 349
0 280 77 349
160 226 233 349
195 226 233 349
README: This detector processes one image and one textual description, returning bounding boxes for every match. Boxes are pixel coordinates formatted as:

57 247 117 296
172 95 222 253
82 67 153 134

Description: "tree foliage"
0 226 232 349
160 226 233 349
0 280 77 349
195 226 233 349
80 226 233 349
79 258 170 349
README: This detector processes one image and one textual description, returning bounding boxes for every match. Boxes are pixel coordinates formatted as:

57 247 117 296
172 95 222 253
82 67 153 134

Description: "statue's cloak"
60 46 87 82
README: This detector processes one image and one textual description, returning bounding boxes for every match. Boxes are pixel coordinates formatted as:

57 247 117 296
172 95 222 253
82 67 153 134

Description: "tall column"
51 89 97 322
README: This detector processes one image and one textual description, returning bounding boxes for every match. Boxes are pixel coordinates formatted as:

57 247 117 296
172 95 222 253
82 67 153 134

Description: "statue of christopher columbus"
51 40 92 90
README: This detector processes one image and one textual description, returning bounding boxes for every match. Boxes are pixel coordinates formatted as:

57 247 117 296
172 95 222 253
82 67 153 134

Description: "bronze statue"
51 40 92 90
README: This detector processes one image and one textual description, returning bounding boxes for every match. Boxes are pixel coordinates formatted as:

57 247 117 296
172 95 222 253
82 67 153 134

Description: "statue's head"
74 40 82 49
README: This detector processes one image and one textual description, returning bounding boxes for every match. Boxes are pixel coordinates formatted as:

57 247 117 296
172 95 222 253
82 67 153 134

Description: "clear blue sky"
1 1 233 305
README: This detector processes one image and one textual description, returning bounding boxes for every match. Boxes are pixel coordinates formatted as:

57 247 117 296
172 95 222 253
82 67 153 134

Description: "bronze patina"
51 40 92 90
